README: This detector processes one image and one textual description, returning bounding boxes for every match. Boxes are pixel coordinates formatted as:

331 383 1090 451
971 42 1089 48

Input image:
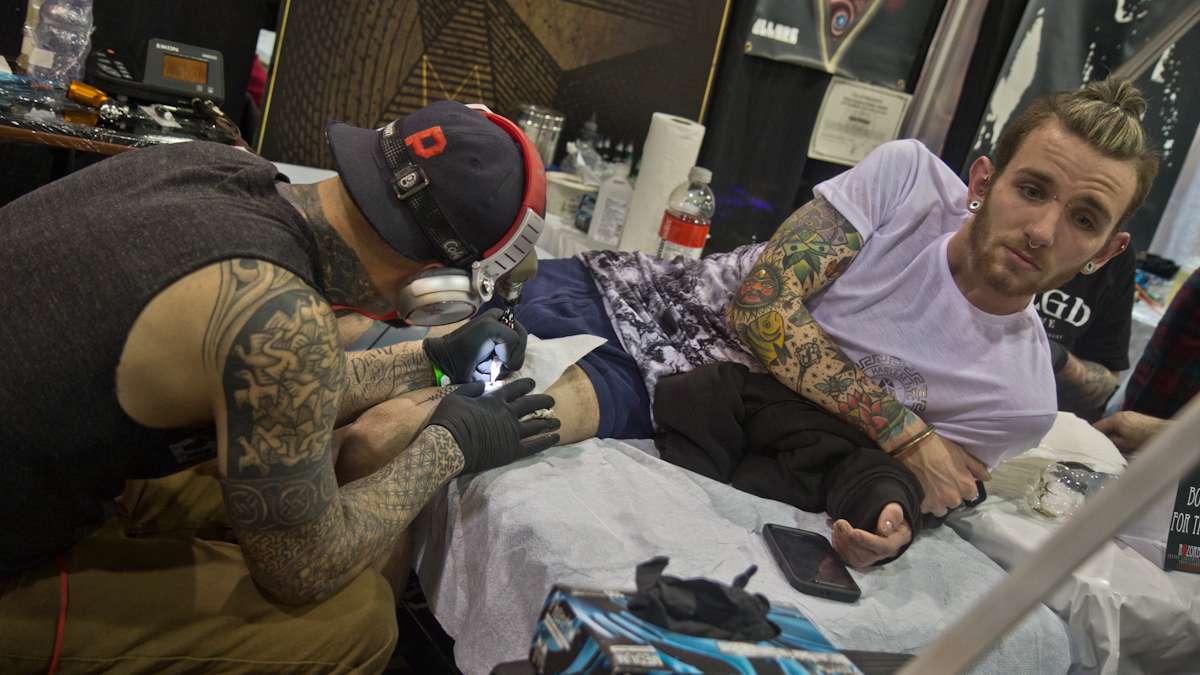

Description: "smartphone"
763 523 861 603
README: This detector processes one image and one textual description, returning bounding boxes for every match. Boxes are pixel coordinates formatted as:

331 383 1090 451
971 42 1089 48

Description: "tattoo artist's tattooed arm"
205 259 464 605
274 183 435 420
726 196 925 449
1055 352 1119 421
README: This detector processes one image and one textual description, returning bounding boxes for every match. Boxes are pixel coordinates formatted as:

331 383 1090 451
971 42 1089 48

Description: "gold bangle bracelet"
890 424 936 459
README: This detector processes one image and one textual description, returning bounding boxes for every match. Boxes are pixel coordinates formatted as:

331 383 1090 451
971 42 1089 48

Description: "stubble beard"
967 202 1046 298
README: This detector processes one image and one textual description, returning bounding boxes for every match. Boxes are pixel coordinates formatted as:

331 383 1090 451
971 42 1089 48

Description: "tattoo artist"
0 101 556 671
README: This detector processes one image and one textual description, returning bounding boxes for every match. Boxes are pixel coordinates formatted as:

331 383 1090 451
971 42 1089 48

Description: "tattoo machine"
494 253 538 325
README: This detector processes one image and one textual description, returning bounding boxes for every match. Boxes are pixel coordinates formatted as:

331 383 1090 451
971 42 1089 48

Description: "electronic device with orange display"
85 37 225 106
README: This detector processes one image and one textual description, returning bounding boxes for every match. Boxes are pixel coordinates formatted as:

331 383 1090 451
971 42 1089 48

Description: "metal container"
516 104 565 168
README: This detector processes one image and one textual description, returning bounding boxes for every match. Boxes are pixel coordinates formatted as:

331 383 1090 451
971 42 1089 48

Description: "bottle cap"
688 166 712 183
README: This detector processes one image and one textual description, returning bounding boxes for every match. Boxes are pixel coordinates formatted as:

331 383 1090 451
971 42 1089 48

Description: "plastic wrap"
948 413 1200 674
26 0 93 85
1 73 230 152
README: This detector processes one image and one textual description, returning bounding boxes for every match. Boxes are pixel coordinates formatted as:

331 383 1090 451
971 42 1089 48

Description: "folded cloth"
654 363 924 555
628 556 779 642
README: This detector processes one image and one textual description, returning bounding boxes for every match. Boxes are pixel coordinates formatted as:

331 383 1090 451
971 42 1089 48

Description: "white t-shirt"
580 139 1055 466
810 139 1056 465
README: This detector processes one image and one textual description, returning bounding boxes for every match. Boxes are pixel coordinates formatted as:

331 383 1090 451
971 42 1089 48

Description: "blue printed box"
529 585 861 674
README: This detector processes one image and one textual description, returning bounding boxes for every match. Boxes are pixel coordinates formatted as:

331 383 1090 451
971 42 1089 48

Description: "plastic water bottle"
656 166 715 260
588 164 633 247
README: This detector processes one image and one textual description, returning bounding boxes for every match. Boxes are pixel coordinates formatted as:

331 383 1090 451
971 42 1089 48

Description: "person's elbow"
246 561 341 606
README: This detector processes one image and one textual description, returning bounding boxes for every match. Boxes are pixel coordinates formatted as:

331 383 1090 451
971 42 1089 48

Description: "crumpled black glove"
424 308 528 384
427 378 559 474
628 556 779 642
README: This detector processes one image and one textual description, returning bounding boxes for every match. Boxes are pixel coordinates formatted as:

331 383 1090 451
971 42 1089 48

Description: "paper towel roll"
619 113 705 254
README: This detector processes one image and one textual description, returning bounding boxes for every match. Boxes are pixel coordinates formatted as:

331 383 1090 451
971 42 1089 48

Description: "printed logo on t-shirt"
859 354 927 413
1035 289 1091 328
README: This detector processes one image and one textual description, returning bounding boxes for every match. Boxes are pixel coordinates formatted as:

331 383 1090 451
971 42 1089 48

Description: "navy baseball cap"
327 100 525 264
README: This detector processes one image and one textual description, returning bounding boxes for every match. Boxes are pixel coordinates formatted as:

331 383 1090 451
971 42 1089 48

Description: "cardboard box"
1166 467 1200 573
529 585 861 674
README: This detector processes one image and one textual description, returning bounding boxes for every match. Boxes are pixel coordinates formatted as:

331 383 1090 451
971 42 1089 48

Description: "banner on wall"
745 0 941 90
967 0 1199 253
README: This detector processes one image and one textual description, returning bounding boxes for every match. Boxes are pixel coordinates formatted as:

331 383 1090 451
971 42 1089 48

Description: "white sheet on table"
413 438 1070 675
947 412 1200 675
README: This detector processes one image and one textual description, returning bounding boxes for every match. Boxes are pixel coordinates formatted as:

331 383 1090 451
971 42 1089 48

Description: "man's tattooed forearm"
727 197 915 446
277 182 378 308
419 384 459 405
339 342 433 419
1056 356 1118 413
234 425 463 603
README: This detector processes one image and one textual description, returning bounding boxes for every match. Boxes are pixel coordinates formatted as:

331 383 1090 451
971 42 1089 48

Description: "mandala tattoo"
726 196 917 446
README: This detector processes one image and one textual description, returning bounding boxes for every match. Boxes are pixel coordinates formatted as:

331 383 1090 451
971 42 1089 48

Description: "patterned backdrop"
258 0 729 169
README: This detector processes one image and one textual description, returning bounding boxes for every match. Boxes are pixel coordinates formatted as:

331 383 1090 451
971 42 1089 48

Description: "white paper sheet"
413 439 1070 675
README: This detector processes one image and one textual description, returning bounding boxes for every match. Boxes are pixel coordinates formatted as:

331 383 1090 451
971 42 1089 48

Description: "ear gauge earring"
1082 261 1097 274
968 200 982 213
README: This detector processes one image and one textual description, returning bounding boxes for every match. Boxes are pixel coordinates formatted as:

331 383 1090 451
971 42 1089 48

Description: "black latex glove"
427 378 559 474
424 308 528 384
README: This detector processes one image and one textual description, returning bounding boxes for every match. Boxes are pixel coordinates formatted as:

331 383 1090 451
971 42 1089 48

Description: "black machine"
86 38 225 106
763 523 861 603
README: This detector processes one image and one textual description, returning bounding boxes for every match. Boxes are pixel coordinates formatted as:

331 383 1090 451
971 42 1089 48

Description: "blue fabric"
497 258 653 439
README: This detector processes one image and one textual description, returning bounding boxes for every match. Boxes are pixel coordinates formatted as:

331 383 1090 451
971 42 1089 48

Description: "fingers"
877 503 905 535
509 393 556 418
1093 415 1118 434
830 520 857 563
493 377 535 400
923 491 954 517
957 476 980 503
963 451 992 481
518 417 561 438
453 381 486 398
520 432 559 456
832 519 906 568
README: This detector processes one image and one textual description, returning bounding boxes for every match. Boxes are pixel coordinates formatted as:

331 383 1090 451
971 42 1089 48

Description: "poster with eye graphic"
744 0 941 90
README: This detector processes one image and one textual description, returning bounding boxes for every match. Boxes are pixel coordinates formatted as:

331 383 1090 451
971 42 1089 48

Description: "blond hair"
993 78 1159 226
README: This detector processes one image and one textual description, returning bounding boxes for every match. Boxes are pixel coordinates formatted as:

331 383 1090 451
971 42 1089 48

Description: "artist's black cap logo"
442 240 467 259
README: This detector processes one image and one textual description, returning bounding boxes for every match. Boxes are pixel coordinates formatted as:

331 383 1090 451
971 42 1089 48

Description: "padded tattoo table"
411 437 1072 675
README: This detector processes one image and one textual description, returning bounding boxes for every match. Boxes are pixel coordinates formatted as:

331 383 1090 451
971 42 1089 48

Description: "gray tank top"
0 142 321 577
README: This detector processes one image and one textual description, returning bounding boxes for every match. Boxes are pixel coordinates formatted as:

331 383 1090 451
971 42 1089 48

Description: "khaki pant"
0 469 398 674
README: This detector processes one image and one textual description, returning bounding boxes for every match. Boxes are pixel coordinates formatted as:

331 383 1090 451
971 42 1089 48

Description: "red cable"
47 554 68 675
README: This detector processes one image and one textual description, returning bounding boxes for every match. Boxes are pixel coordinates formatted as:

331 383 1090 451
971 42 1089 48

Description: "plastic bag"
27 0 93 85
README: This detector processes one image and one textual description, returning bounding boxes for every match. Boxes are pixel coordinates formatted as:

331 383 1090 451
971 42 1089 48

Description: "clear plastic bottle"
570 114 605 186
588 164 633 247
656 166 715 260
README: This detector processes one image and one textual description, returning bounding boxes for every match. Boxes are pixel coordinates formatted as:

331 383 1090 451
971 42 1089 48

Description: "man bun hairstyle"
992 77 1159 227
